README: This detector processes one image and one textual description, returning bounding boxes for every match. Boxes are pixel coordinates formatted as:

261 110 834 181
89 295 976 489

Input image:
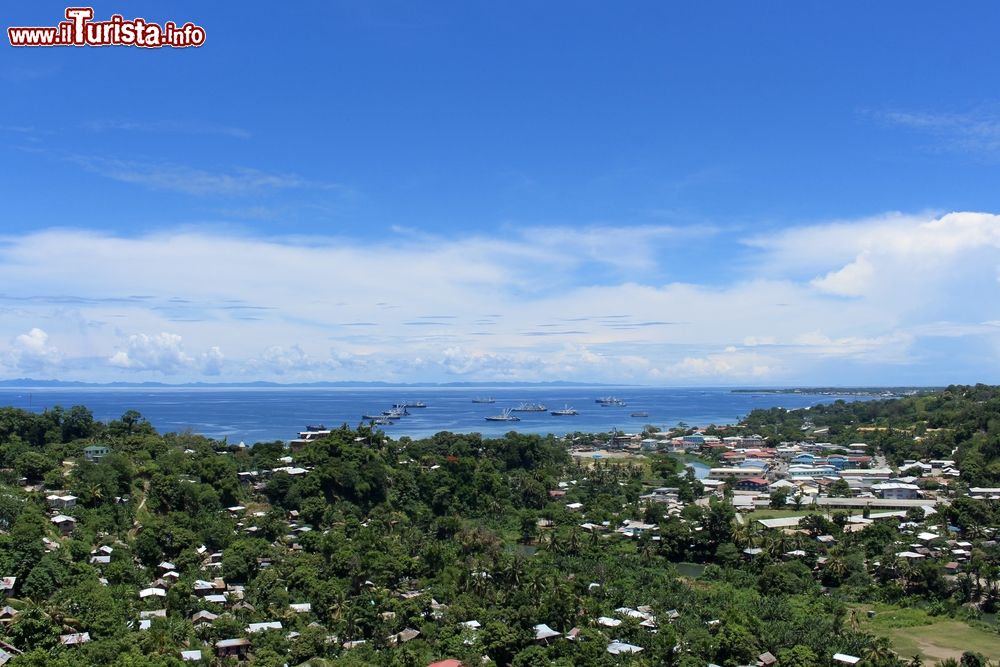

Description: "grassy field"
850 604 1000 661
746 508 828 520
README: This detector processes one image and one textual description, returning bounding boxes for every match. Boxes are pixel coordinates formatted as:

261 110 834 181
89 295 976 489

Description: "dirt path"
128 479 150 538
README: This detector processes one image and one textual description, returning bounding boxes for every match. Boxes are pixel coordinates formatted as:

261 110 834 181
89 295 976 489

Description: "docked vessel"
485 408 520 422
550 405 578 416
511 402 547 412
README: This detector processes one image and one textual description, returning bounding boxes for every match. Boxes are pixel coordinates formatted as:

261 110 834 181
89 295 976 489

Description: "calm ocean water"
0 386 866 444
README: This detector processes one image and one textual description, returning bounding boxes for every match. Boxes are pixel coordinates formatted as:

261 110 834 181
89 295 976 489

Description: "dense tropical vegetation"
0 386 997 665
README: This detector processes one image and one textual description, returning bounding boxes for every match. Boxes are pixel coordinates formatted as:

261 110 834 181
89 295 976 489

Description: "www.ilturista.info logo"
8 7 205 48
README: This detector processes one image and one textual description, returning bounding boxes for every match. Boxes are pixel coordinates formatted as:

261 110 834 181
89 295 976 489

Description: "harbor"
0 386 872 444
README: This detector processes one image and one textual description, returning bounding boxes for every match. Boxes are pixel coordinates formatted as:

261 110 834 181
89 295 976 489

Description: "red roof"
741 477 769 485
428 661 465 667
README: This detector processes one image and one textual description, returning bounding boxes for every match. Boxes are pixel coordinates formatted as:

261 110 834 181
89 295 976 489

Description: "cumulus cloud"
665 349 779 379
109 332 190 372
2 327 61 372
108 332 223 375
201 346 225 376
811 253 875 297
1 211 999 383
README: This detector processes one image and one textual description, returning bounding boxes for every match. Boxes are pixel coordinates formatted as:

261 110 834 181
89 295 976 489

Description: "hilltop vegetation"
0 387 996 666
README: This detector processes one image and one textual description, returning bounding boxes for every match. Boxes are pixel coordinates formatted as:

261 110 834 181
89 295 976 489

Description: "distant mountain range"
0 378 626 388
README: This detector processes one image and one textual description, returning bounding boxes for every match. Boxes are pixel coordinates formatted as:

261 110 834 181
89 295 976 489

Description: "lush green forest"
0 387 997 666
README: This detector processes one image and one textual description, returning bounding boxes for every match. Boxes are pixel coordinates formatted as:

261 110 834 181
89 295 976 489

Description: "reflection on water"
674 562 705 578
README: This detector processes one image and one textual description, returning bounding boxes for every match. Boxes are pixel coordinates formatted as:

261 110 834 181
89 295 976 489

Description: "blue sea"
0 386 869 444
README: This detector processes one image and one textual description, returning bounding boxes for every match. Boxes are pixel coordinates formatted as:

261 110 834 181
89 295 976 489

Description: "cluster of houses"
651 432 978 513
4 424 993 667
80 545 318 661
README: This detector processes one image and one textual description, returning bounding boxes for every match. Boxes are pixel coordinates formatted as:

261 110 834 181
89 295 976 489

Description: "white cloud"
876 108 1000 156
67 155 341 196
201 346 224 376
84 119 252 139
0 212 999 383
665 349 779 379
811 253 875 296
2 327 61 372
108 332 222 375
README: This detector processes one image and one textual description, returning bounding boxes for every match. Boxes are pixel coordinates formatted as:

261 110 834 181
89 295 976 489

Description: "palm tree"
42 605 82 632
863 637 898 664
824 555 849 584
898 558 918 591
567 525 581 554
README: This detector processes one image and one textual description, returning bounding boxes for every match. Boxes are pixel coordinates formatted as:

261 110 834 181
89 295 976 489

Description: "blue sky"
3 1 1000 384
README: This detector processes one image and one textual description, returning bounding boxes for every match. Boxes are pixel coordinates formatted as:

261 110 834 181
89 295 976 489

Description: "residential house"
191 610 218 625
59 632 91 647
0 642 21 666
215 638 250 659
533 624 561 644
50 515 77 535
0 607 18 625
871 482 921 500
83 445 109 463
46 494 78 509
733 477 769 493
247 621 282 633
388 628 420 645
707 467 760 481
607 641 643 655
616 520 656 537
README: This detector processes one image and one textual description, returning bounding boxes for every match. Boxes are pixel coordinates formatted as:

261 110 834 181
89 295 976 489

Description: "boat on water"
369 417 393 426
394 401 427 408
511 402 547 412
361 413 383 420
630 411 649 418
485 408 520 422
383 407 408 418
471 397 496 403
304 424 327 431
551 405 578 416
596 396 627 407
